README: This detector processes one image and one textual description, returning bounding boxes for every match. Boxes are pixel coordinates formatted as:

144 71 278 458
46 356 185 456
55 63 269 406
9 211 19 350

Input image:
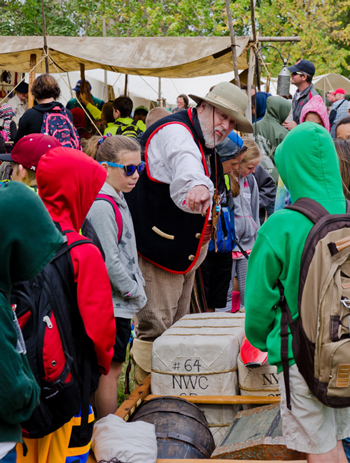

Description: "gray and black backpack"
279 197 350 409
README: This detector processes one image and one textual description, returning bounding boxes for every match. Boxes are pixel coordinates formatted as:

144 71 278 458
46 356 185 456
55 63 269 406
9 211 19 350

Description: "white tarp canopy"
0 36 249 78
313 73 350 94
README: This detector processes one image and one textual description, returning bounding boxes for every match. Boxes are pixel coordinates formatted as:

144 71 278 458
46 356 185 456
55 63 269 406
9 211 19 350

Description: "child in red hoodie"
18 148 116 463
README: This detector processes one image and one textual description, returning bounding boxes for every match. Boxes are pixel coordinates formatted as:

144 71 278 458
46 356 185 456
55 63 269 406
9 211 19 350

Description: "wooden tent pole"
124 74 128 96
225 0 240 87
103 17 108 101
158 77 162 106
251 36 301 42
246 47 255 127
40 0 49 73
28 54 37 109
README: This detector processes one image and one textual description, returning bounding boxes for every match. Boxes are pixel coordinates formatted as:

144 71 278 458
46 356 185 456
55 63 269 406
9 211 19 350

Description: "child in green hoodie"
0 182 62 462
245 122 350 462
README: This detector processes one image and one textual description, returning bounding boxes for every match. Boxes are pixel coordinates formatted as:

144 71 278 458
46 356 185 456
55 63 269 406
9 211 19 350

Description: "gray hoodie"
87 182 147 319
233 175 260 251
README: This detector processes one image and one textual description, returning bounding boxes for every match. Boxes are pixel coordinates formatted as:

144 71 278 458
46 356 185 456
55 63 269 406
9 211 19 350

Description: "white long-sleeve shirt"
8 94 27 126
147 123 214 213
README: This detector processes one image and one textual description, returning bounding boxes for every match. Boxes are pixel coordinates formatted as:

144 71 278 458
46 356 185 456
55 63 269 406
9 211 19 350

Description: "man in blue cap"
283 59 318 130
66 79 104 115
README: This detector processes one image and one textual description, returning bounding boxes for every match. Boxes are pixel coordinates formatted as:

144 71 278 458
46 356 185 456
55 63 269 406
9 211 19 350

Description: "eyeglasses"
99 161 146 176
291 71 305 77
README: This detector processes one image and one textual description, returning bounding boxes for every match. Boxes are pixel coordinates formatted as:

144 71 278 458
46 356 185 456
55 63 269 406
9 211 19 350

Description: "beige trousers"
136 244 208 342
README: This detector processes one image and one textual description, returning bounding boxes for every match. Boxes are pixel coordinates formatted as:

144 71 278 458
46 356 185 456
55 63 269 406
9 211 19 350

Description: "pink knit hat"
300 95 330 132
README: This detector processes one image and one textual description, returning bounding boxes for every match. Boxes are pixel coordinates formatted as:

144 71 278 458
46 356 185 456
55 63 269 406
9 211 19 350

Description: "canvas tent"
313 73 350 95
0 36 249 78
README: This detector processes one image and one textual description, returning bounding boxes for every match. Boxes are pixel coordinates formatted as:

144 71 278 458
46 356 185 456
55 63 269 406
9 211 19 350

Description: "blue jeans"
0 447 16 463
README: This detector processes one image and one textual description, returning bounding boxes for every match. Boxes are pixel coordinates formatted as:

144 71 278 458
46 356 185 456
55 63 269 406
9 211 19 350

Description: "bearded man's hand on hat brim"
185 185 211 215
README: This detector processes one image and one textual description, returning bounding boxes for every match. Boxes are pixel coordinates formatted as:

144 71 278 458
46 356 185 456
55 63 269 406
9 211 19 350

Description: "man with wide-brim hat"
126 81 252 383
8 81 28 127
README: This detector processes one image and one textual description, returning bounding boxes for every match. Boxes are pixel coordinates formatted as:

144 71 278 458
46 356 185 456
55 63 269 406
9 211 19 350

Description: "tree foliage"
0 0 349 76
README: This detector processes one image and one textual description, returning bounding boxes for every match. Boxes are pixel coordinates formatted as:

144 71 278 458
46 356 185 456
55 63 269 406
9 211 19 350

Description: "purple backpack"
41 106 81 150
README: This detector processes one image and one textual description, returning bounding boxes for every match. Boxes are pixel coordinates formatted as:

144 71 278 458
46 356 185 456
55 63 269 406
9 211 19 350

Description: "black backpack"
329 99 346 125
115 121 142 138
11 231 100 441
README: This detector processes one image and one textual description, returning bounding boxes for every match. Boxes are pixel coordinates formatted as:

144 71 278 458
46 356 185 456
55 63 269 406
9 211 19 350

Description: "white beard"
198 108 225 148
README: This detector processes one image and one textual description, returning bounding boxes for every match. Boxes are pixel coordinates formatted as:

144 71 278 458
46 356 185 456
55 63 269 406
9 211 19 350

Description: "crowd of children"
1 69 350 463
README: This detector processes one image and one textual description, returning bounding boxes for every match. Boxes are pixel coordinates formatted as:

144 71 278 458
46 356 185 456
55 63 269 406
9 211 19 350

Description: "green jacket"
245 122 345 373
254 96 292 183
104 117 140 138
0 182 62 443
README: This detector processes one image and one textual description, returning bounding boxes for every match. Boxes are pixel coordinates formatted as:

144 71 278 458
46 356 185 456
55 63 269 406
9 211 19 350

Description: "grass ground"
117 345 136 408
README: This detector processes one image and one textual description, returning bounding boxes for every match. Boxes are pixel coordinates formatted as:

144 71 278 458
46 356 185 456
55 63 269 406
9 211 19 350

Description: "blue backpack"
41 106 81 150
208 206 236 253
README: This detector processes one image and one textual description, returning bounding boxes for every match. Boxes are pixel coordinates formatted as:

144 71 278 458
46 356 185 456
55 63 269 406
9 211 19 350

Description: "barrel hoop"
133 406 207 428
163 333 241 337
239 384 280 392
183 316 245 320
156 431 211 458
152 367 237 375
170 325 244 329
208 423 231 428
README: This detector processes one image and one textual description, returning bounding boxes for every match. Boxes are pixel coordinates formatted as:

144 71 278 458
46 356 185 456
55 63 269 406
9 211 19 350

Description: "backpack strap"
277 280 294 411
96 194 123 242
45 236 94 444
285 197 330 224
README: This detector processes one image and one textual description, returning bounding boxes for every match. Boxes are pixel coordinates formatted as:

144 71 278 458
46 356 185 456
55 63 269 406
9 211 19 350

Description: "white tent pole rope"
47 54 102 137
138 76 159 95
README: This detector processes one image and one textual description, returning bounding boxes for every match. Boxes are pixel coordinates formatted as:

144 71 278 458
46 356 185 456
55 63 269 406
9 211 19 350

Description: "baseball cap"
72 80 92 92
0 134 61 171
134 105 149 114
332 88 346 95
288 59 315 77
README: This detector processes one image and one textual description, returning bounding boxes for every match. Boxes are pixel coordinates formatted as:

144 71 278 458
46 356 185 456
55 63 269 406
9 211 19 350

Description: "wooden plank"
144 394 280 405
158 460 306 462
88 458 306 463
250 36 301 42
28 54 37 109
115 374 151 421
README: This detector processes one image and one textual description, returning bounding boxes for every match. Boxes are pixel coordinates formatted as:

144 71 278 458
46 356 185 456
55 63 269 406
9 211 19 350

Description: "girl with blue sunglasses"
85 135 147 419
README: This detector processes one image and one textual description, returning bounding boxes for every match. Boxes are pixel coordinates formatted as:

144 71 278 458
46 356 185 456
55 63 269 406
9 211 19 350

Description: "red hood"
37 147 107 231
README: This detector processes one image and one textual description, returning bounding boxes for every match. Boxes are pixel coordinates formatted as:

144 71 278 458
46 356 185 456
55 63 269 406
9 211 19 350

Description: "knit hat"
300 95 330 132
0 104 14 140
71 107 86 128
189 82 253 133
217 131 244 162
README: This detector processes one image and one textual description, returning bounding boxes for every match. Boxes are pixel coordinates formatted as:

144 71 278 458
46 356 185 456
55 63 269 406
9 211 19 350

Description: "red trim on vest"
140 107 211 274
144 107 209 180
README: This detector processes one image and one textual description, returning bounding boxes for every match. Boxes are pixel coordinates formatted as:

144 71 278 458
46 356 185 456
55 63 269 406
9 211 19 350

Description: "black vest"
125 109 210 274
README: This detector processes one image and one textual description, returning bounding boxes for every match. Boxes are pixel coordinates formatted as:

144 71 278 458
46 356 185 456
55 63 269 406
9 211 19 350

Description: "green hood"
0 182 63 297
263 95 291 125
275 122 344 210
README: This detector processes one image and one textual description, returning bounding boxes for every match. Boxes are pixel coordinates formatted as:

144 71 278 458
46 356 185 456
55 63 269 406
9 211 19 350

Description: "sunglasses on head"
99 161 146 176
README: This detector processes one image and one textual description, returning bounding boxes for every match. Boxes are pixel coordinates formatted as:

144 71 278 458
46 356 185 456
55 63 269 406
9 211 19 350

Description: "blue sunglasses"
100 161 146 176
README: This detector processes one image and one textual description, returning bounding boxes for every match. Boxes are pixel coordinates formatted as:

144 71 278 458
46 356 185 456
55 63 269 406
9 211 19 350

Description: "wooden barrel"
131 396 215 459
